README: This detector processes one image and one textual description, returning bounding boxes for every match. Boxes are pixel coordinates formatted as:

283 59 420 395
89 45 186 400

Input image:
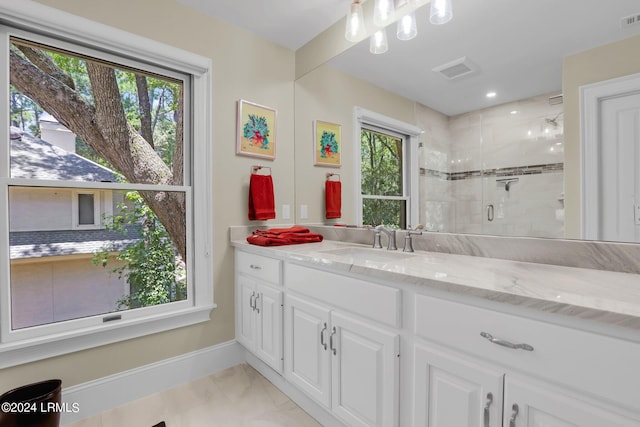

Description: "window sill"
0 304 216 369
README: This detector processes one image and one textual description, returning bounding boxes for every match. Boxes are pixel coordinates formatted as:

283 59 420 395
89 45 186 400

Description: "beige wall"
562 34 640 239
2 0 295 390
294 64 416 225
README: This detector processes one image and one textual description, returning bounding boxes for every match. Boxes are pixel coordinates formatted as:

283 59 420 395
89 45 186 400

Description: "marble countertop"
232 239 640 332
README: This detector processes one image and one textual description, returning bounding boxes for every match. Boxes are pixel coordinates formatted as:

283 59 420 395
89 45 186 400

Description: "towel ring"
326 172 341 181
251 165 272 175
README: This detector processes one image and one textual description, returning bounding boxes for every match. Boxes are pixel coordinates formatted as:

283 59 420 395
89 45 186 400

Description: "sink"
319 247 414 262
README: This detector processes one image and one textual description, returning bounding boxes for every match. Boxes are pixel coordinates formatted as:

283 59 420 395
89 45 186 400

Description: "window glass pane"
361 127 403 197
362 198 407 229
9 38 183 185
9 187 187 330
77 193 95 225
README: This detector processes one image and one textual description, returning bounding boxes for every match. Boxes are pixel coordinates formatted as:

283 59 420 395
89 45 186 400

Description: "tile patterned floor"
64 363 321 427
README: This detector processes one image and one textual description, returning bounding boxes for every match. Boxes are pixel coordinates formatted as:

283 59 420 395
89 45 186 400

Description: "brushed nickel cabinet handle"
484 392 493 427
249 292 256 311
329 326 337 355
320 323 328 351
250 264 262 270
254 293 260 314
480 332 534 351
509 403 519 427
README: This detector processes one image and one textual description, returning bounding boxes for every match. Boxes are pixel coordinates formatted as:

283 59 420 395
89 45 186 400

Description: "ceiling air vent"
432 57 476 80
621 13 640 29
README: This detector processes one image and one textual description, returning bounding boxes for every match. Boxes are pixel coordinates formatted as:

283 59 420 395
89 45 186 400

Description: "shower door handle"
487 204 494 222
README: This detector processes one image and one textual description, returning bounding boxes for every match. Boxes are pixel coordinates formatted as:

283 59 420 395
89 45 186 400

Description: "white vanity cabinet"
414 343 504 427
235 250 283 373
284 264 401 427
413 294 640 427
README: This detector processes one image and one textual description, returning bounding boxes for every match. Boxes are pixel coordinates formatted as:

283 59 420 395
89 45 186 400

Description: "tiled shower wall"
416 93 565 237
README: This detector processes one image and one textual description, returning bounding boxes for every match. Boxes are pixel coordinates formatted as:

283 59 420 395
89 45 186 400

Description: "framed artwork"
314 120 341 167
236 99 276 159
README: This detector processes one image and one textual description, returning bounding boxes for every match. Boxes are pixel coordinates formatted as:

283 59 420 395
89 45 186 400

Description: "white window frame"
72 190 102 229
353 107 422 227
0 0 214 368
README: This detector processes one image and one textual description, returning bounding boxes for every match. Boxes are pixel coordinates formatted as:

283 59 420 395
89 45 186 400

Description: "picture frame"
313 120 341 167
236 99 277 159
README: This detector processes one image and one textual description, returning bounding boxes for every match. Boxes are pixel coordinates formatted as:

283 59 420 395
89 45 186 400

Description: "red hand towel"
248 174 275 220
325 180 341 219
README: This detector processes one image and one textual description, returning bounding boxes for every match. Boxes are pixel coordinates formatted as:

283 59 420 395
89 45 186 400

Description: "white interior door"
599 92 640 242
581 73 640 241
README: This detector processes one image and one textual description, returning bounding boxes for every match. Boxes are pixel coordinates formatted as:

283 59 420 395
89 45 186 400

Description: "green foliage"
319 131 339 158
243 114 270 149
360 128 405 228
9 41 180 171
10 89 43 136
93 191 186 310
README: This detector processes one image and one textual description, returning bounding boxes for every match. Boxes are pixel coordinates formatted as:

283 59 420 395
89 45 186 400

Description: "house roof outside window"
9 128 139 259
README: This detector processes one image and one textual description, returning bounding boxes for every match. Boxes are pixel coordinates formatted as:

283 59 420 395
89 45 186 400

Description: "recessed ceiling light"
486 91 497 98
510 110 518 115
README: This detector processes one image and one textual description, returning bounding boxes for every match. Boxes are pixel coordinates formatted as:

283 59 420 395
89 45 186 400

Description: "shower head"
545 111 564 128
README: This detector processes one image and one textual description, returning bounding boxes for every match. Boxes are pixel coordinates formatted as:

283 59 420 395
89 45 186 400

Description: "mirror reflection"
322 0 640 241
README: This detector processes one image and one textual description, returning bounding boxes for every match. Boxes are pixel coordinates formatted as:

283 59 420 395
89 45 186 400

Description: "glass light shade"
373 0 395 27
430 0 452 25
370 29 389 54
397 12 417 40
345 1 366 42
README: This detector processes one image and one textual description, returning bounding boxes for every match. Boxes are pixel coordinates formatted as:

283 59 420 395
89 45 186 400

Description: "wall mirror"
299 0 640 243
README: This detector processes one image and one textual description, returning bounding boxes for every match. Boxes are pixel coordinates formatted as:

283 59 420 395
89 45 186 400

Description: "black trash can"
0 379 62 427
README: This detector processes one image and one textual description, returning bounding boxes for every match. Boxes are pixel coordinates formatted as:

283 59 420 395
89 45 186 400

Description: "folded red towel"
247 227 323 246
252 226 310 235
325 180 341 219
248 174 275 221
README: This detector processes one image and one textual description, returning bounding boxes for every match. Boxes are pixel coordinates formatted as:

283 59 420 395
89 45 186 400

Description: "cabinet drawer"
286 263 401 328
414 294 640 412
236 250 281 284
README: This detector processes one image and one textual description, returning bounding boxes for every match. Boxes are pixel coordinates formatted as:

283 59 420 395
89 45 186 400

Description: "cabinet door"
414 343 504 427
255 283 283 373
331 311 400 427
236 275 256 351
504 376 639 427
284 294 331 407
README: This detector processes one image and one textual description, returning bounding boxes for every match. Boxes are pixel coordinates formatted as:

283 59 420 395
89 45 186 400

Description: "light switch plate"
282 204 290 220
300 205 308 219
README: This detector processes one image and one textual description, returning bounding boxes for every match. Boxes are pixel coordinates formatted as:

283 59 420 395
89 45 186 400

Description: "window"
72 190 112 229
355 108 421 229
361 126 407 228
0 4 213 368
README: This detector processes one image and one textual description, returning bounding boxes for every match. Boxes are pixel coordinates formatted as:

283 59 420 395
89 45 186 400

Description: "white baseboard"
61 340 245 425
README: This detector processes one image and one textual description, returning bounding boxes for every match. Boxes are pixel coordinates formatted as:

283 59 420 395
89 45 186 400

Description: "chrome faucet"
375 225 397 250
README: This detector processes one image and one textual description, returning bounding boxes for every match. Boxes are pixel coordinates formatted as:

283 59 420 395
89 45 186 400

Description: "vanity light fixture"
345 0 366 42
370 28 389 54
430 0 452 25
373 0 395 27
397 11 418 40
